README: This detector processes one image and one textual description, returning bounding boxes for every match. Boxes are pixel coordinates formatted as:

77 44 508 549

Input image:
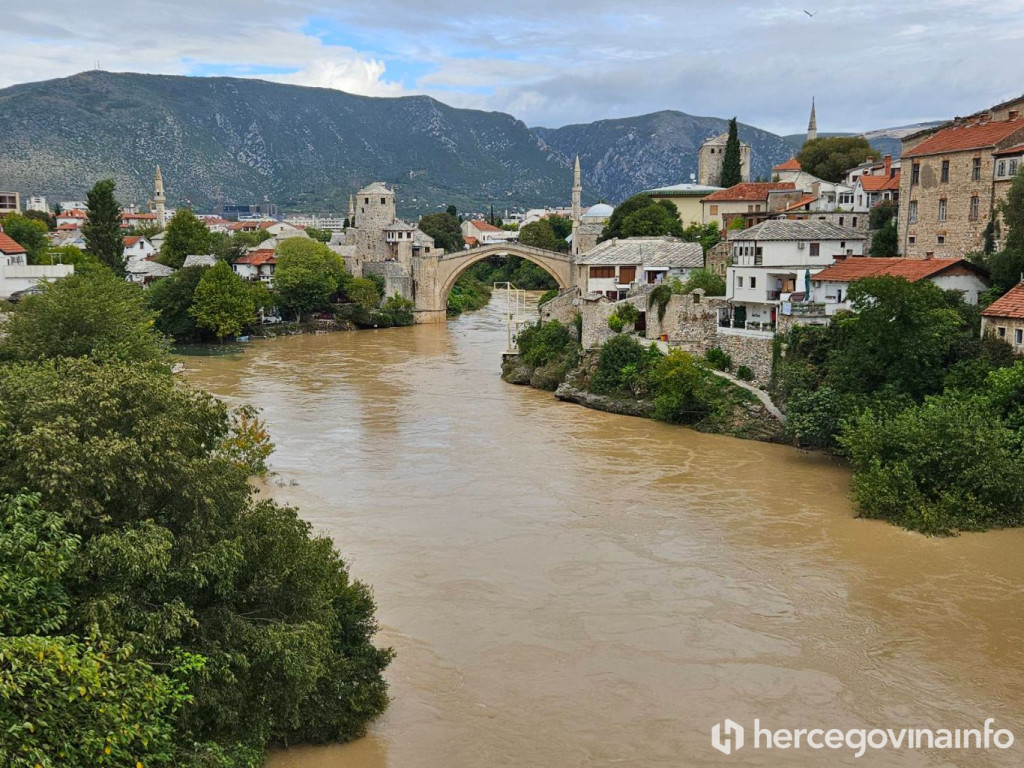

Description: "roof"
0 231 27 254
234 249 276 266
384 219 418 231
183 254 218 268
126 259 175 278
464 236 479 246
813 257 987 284
123 236 142 247
733 220 866 241
357 181 394 195
993 144 1024 157
859 171 901 192
412 229 434 246
576 236 703 269
59 209 86 218
773 157 802 172
644 182 724 197
981 281 1024 319
123 212 156 219
780 195 818 213
582 203 614 218
57 223 81 231
467 219 501 232
902 119 1024 158
702 182 796 202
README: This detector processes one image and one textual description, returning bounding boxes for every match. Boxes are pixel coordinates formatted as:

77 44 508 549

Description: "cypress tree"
721 117 743 188
83 179 125 276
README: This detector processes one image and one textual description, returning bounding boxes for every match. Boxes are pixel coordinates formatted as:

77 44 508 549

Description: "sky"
3 0 1024 134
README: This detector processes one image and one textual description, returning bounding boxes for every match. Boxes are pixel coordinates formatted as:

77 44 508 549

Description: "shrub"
346 277 382 311
650 350 721 424
590 334 660 395
735 364 754 381
607 302 639 333
705 347 732 371
647 284 672 322
538 288 559 306
517 319 574 368
608 312 625 333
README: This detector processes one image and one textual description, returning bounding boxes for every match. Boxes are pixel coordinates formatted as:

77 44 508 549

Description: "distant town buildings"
25 195 48 213
0 192 19 216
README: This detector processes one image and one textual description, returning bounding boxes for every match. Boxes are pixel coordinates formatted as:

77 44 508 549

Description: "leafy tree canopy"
0 213 49 263
418 210 464 253
160 208 213 269
600 196 683 241
190 261 256 339
147 264 209 341
796 136 880 183
82 179 125 276
274 239 347 321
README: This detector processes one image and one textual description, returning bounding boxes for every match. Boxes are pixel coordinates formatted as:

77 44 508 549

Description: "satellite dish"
690 173 696 182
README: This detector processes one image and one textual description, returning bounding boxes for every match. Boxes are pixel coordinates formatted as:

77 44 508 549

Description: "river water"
184 294 1024 767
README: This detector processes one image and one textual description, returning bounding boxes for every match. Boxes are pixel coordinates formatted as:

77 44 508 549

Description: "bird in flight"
804 9 818 17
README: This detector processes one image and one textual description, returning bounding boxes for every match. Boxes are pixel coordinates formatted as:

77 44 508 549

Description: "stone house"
461 219 515 244
980 281 1024 352
725 219 866 331
899 113 1024 257
574 237 704 299
809 255 990 315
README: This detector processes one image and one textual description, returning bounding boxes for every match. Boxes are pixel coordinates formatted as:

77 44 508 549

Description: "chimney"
1010 109 1020 120
834 254 847 262
883 154 892 178
979 112 991 124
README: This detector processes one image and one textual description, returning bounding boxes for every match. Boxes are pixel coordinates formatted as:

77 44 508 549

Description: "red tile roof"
57 223 81 230
902 119 1024 157
780 194 817 212
702 182 796 202
812 257 985 283
234 249 276 266
981 281 1024 319
773 157 802 172
468 219 501 232
59 209 86 219
859 171 901 192
464 236 479 246
993 144 1024 157
123 236 141 247
122 212 157 220
0 231 27 254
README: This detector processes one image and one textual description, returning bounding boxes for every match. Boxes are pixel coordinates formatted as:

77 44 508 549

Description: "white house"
56 209 87 228
0 230 73 299
724 220 866 331
232 249 277 286
25 195 48 213
809 256 990 314
575 237 704 300
123 236 156 262
461 219 516 245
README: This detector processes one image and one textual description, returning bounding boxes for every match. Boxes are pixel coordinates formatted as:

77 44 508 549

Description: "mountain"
781 122 944 160
0 71 864 215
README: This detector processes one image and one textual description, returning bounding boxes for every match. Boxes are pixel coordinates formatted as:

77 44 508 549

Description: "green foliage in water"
447 275 492 315
515 319 580 390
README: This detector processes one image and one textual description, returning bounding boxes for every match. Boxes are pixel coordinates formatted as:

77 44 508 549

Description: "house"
56 209 87 228
25 195 48 213
724 220 866 331
899 112 1024 257
0 191 19 216
574 237 704 299
125 257 174 286
123 236 156 262
121 212 158 230
809 256 990 315
642 183 723 227
981 281 1024 351
232 249 277 286
461 218 516 245
853 158 901 211
844 155 902 189
183 254 218 268
0 230 74 298
701 182 797 230
203 217 234 234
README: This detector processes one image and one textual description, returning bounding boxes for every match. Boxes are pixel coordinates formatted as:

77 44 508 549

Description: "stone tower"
355 182 396 232
154 165 166 227
807 98 818 142
571 155 582 255
698 133 751 186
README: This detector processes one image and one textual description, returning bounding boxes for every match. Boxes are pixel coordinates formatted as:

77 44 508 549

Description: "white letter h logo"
711 719 745 755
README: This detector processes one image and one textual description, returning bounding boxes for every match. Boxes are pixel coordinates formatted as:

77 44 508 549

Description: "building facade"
980 281 1024 351
642 183 723 227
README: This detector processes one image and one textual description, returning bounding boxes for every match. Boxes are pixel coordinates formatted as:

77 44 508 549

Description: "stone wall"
706 241 731 278
712 330 775 385
364 261 413 302
539 289 579 326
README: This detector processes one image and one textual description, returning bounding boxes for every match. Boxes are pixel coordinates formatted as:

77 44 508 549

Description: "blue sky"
3 0 1024 134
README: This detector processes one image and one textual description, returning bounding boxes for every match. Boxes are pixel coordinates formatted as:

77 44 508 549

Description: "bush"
538 288 559 306
735 364 754 381
650 350 721 424
517 320 573 368
705 347 732 371
677 268 726 297
346 277 382 311
590 334 660 395
447 276 492 315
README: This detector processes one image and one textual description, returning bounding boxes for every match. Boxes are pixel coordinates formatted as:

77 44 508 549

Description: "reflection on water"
184 294 1024 767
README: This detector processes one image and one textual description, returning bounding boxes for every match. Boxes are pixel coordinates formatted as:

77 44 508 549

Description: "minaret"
571 155 582 256
154 166 166 227
347 194 355 227
807 98 818 142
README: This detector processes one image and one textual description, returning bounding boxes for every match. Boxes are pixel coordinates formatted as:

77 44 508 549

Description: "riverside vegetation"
0 268 392 767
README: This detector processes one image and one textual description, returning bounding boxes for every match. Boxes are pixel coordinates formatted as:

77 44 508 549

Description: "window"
937 235 945 245
737 276 744 288
840 241 846 249
972 157 982 180
1011 159 1019 176
381 197 387 205
839 216 844 226
589 266 615 278
365 197 369 204
998 160 1007 177
1016 329 1023 346
998 326 1006 339
911 163 920 184
619 266 636 284
938 198 947 221
747 205 754 212
809 242 820 256
909 200 918 223
710 205 719 215
750 277 757 289
970 195 980 220
909 236 916 245
852 217 858 228
941 160 950 182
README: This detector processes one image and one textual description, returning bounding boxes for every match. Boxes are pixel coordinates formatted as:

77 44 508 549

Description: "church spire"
154 165 167 227
807 97 818 142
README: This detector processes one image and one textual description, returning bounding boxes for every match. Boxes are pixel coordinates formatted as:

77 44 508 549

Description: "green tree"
681 222 721 253
518 218 562 251
0 269 167 363
418 210 464 252
190 261 255 340
720 117 743 187
82 179 125 275
43 244 103 268
868 200 899 257
147 264 208 340
274 238 347 322
797 137 880 183
22 208 55 230
678 267 726 296
305 227 332 243
650 349 721 424
346 277 382 311
214 229 272 262
1 212 49 263
600 195 683 241
160 208 213 269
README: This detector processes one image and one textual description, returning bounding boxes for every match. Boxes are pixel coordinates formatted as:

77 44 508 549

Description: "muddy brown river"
184 294 1024 767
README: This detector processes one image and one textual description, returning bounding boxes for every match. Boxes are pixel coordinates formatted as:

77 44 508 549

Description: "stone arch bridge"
412 243 573 323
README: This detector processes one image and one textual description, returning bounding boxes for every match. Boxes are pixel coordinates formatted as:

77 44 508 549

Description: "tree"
518 218 562 251
346 277 382 311
82 179 125 275
681 222 721 253
720 117 743 187
160 208 213 269
213 229 272 262
418 209 464 252
600 195 683 241
985 167 1024 293
677 267 726 296
0 213 49 263
22 208 55 230
43 244 103 268
274 238 347 322
0 269 167 363
147 265 208 340
868 203 900 257
190 261 255 340
796 137 880 183
305 227 332 243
